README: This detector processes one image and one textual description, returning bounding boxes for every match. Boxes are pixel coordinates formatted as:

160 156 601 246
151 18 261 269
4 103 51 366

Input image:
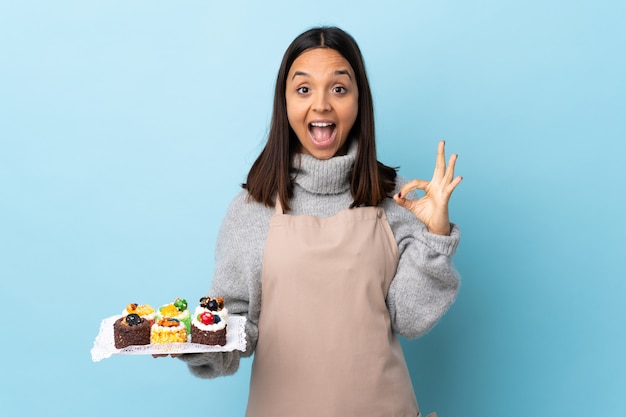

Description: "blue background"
1 1 625 416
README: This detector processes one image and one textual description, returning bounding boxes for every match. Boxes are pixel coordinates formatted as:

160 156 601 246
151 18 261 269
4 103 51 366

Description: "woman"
180 26 462 417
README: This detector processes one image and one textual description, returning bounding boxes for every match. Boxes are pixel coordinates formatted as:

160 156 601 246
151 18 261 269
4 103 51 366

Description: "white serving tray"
91 314 247 362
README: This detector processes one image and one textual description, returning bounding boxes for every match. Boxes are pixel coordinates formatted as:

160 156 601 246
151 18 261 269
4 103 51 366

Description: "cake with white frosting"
191 296 228 346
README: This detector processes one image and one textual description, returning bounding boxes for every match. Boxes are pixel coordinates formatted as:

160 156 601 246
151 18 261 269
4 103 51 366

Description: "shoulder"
392 174 411 192
214 190 274 259
220 189 274 230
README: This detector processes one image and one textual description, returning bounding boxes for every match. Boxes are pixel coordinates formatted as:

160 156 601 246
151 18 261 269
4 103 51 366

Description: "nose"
312 91 331 112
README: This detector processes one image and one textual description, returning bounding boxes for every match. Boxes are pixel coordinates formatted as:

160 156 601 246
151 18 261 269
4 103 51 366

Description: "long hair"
243 26 397 211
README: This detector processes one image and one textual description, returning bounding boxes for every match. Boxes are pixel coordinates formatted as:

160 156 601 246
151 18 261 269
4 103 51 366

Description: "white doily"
91 315 247 362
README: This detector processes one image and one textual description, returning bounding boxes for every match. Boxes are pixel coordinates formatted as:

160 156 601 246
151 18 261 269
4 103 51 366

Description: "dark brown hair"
243 26 397 210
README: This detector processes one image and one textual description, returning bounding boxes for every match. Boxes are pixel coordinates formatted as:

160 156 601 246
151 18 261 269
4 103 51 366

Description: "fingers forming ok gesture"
393 141 462 236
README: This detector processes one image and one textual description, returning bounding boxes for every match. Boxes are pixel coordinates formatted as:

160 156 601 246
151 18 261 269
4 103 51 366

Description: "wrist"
427 223 451 236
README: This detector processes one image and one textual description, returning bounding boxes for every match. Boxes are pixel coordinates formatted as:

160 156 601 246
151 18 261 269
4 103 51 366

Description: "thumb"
393 191 412 209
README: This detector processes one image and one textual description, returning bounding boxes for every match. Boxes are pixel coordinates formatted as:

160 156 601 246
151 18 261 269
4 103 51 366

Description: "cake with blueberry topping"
122 303 155 325
150 317 188 343
191 296 228 346
113 313 151 349
155 298 191 333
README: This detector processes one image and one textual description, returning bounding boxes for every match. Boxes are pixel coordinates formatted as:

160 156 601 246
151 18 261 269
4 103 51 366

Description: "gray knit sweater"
180 141 461 378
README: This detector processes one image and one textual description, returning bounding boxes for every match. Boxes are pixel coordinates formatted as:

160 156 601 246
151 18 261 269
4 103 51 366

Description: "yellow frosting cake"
150 317 187 343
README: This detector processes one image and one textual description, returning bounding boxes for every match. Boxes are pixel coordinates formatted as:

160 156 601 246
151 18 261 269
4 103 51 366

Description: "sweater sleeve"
179 191 271 378
384 182 461 339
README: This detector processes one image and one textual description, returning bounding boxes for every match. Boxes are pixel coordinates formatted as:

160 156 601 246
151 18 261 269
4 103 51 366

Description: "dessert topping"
125 313 142 326
200 296 223 311
160 304 179 317
158 317 181 327
174 298 188 312
199 312 215 325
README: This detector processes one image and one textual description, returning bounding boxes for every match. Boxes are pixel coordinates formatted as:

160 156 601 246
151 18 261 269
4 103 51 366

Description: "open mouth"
308 122 337 147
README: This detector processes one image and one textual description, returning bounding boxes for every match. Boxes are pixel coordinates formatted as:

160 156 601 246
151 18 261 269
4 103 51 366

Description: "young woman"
179 26 462 416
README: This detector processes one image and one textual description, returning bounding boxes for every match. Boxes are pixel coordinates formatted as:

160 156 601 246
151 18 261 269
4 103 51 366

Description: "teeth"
310 122 334 127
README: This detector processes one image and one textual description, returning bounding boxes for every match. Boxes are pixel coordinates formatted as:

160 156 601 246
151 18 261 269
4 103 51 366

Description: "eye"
332 86 347 94
296 86 310 94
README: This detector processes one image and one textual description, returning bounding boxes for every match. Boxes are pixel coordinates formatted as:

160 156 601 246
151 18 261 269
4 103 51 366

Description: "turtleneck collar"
291 139 357 195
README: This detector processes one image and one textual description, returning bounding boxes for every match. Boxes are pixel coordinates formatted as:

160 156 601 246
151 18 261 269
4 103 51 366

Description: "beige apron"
246 201 424 417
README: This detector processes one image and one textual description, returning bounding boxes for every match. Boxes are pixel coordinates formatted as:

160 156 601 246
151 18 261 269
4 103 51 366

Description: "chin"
305 144 342 160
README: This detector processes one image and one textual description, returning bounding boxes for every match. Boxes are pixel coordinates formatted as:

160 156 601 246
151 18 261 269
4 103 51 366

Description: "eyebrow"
291 70 353 80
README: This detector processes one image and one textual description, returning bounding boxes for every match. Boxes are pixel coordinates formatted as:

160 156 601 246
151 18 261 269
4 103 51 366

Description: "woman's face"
286 48 359 160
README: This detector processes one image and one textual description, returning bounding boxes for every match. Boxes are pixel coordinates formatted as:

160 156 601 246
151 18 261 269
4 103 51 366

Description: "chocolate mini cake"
113 314 151 349
191 320 227 345
190 296 228 346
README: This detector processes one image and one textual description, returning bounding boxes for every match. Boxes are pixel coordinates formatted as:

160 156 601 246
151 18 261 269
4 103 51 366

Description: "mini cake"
191 296 228 346
150 317 188 344
156 298 191 333
113 313 151 349
122 303 155 325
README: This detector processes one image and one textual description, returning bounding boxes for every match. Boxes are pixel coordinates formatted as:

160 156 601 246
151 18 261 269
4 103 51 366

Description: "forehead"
288 48 354 78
